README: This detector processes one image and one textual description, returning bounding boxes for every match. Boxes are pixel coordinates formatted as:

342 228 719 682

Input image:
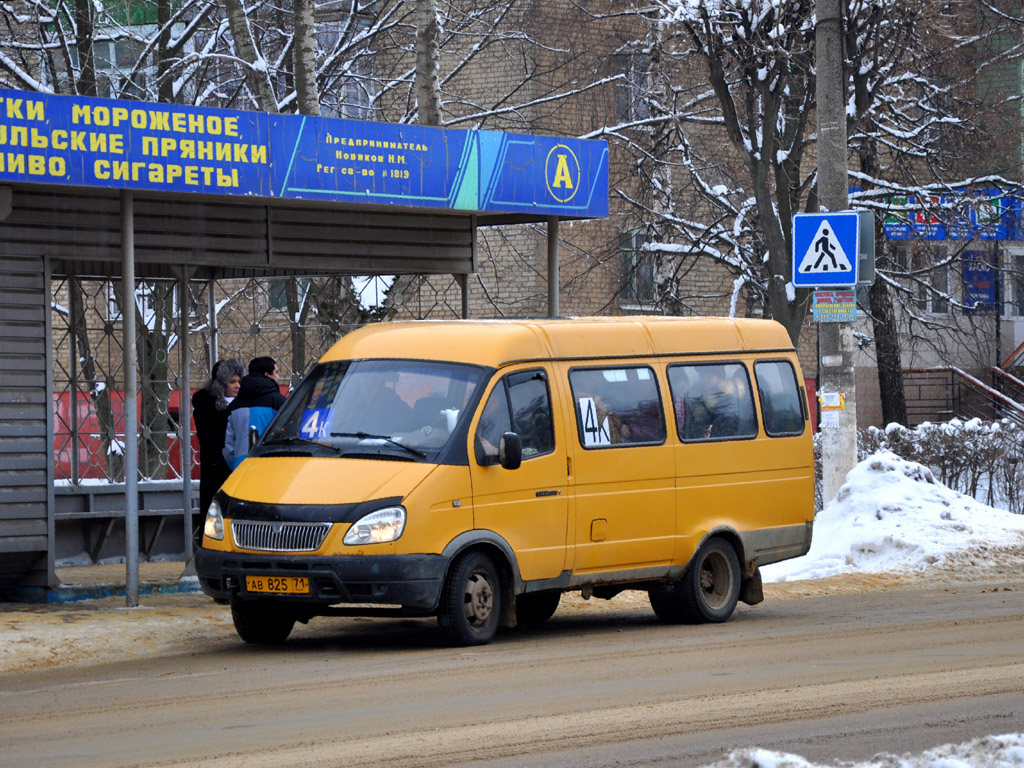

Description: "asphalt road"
2 581 1022 768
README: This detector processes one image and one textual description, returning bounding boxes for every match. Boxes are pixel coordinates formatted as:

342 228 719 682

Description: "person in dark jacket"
223 356 287 470
192 358 245 545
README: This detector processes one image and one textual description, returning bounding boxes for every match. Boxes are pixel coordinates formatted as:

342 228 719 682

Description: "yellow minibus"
196 316 814 646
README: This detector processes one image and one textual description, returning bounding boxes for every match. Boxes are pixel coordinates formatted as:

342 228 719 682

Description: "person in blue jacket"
223 356 287 470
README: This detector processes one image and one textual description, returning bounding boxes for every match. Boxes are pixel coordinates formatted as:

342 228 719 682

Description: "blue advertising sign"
792 212 859 288
0 89 608 219
883 192 1019 242
962 251 997 315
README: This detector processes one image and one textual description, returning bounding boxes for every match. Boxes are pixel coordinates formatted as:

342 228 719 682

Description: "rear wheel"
649 536 741 624
230 600 296 644
438 551 502 646
515 590 561 625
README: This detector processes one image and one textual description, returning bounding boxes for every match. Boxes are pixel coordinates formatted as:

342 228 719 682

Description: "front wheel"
231 600 296 644
438 551 502 646
649 536 741 624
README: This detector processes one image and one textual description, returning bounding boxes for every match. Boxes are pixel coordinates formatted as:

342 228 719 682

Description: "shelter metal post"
457 273 469 318
68 274 79 483
179 271 193 559
547 217 559 318
207 278 218 370
121 190 140 607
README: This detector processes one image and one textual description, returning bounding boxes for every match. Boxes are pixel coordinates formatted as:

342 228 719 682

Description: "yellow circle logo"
545 144 580 204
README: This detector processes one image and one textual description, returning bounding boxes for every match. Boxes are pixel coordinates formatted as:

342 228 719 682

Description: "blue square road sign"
792 212 860 288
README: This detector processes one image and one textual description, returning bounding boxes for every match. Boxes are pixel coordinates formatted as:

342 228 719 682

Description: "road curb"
12 578 201 604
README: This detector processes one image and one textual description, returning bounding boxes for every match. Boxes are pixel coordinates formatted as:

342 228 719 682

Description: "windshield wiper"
331 431 427 459
262 436 341 453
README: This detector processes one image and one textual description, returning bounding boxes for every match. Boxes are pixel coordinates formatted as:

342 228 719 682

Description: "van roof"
322 316 794 368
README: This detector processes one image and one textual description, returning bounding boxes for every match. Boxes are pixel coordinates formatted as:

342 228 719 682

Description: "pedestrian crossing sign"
792 212 860 287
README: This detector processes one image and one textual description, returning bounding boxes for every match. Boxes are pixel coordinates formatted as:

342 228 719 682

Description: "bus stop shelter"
0 88 608 600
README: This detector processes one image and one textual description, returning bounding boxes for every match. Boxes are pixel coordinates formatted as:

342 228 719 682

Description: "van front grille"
231 520 332 552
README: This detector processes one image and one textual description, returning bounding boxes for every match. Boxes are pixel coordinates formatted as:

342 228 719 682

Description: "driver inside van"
475 389 510 463
374 372 417 433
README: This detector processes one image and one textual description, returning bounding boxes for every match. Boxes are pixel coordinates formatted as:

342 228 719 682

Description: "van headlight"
204 498 224 541
343 506 406 545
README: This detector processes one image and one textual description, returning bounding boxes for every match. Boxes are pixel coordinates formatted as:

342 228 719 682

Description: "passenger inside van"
677 364 757 440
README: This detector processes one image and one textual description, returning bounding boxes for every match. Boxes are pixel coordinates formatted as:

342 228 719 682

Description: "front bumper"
194 548 447 612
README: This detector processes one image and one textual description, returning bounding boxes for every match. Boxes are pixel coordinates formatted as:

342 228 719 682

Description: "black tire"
438 551 502 646
648 536 741 624
648 581 686 623
515 590 561 625
231 600 296 644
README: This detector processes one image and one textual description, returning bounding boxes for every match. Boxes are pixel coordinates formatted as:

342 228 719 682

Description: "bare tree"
582 0 1022 426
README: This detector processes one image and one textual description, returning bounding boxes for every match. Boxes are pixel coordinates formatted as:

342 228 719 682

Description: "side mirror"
499 432 522 470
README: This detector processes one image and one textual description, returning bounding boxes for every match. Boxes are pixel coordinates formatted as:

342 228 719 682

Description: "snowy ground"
763 451 1024 583
704 733 1024 768
751 451 1024 768
4 451 1024 767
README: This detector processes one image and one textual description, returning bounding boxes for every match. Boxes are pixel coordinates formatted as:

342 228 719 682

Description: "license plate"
245 575 309 595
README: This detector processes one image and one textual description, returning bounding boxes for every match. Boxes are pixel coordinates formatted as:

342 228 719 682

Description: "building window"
896 245 948 315
614 53 650 123
94 36 153 100
318 18 375 120
269 278 311 311
620 231 654 308
107 281 180 328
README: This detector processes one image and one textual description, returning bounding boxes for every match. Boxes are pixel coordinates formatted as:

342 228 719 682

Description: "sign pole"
815 0 858 505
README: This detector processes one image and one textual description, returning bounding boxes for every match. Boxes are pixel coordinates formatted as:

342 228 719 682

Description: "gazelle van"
195 316 814 646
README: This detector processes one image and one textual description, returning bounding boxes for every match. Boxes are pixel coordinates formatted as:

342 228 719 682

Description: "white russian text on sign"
812 289 857 323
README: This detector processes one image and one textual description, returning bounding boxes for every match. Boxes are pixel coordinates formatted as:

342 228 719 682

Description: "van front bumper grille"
231 520 332 552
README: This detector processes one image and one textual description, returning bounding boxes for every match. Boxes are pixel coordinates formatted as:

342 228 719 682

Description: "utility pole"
816 0 858 504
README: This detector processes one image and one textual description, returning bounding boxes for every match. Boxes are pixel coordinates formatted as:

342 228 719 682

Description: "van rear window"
754 360 806 436
568 366 666 449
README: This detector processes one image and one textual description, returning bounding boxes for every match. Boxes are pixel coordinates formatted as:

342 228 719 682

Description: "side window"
474 369 554 465
668 362 757 442
754 361 806 436
568 366 666 449
506 370 555 459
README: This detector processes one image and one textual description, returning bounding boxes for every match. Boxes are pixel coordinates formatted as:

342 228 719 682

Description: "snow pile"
763 451 1024 583
703 733 1024 768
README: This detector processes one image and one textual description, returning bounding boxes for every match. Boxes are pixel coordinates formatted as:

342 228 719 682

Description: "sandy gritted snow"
747 452 1024 768
3 451 1024 767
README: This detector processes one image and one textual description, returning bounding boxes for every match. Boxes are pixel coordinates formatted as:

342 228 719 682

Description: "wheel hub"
700 551 731 609
464 573 494 625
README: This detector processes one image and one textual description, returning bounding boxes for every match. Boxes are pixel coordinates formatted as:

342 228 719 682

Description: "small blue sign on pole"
792 212 860 288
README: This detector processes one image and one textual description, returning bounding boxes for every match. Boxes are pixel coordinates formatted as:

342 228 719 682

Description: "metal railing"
903 367 1024 428
1000 339 1024 372
992 366 1024 408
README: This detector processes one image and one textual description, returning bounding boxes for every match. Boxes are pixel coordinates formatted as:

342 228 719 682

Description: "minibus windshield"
261 359 484 461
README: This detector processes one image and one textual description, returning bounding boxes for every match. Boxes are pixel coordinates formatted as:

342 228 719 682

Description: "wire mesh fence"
50 273 457 485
